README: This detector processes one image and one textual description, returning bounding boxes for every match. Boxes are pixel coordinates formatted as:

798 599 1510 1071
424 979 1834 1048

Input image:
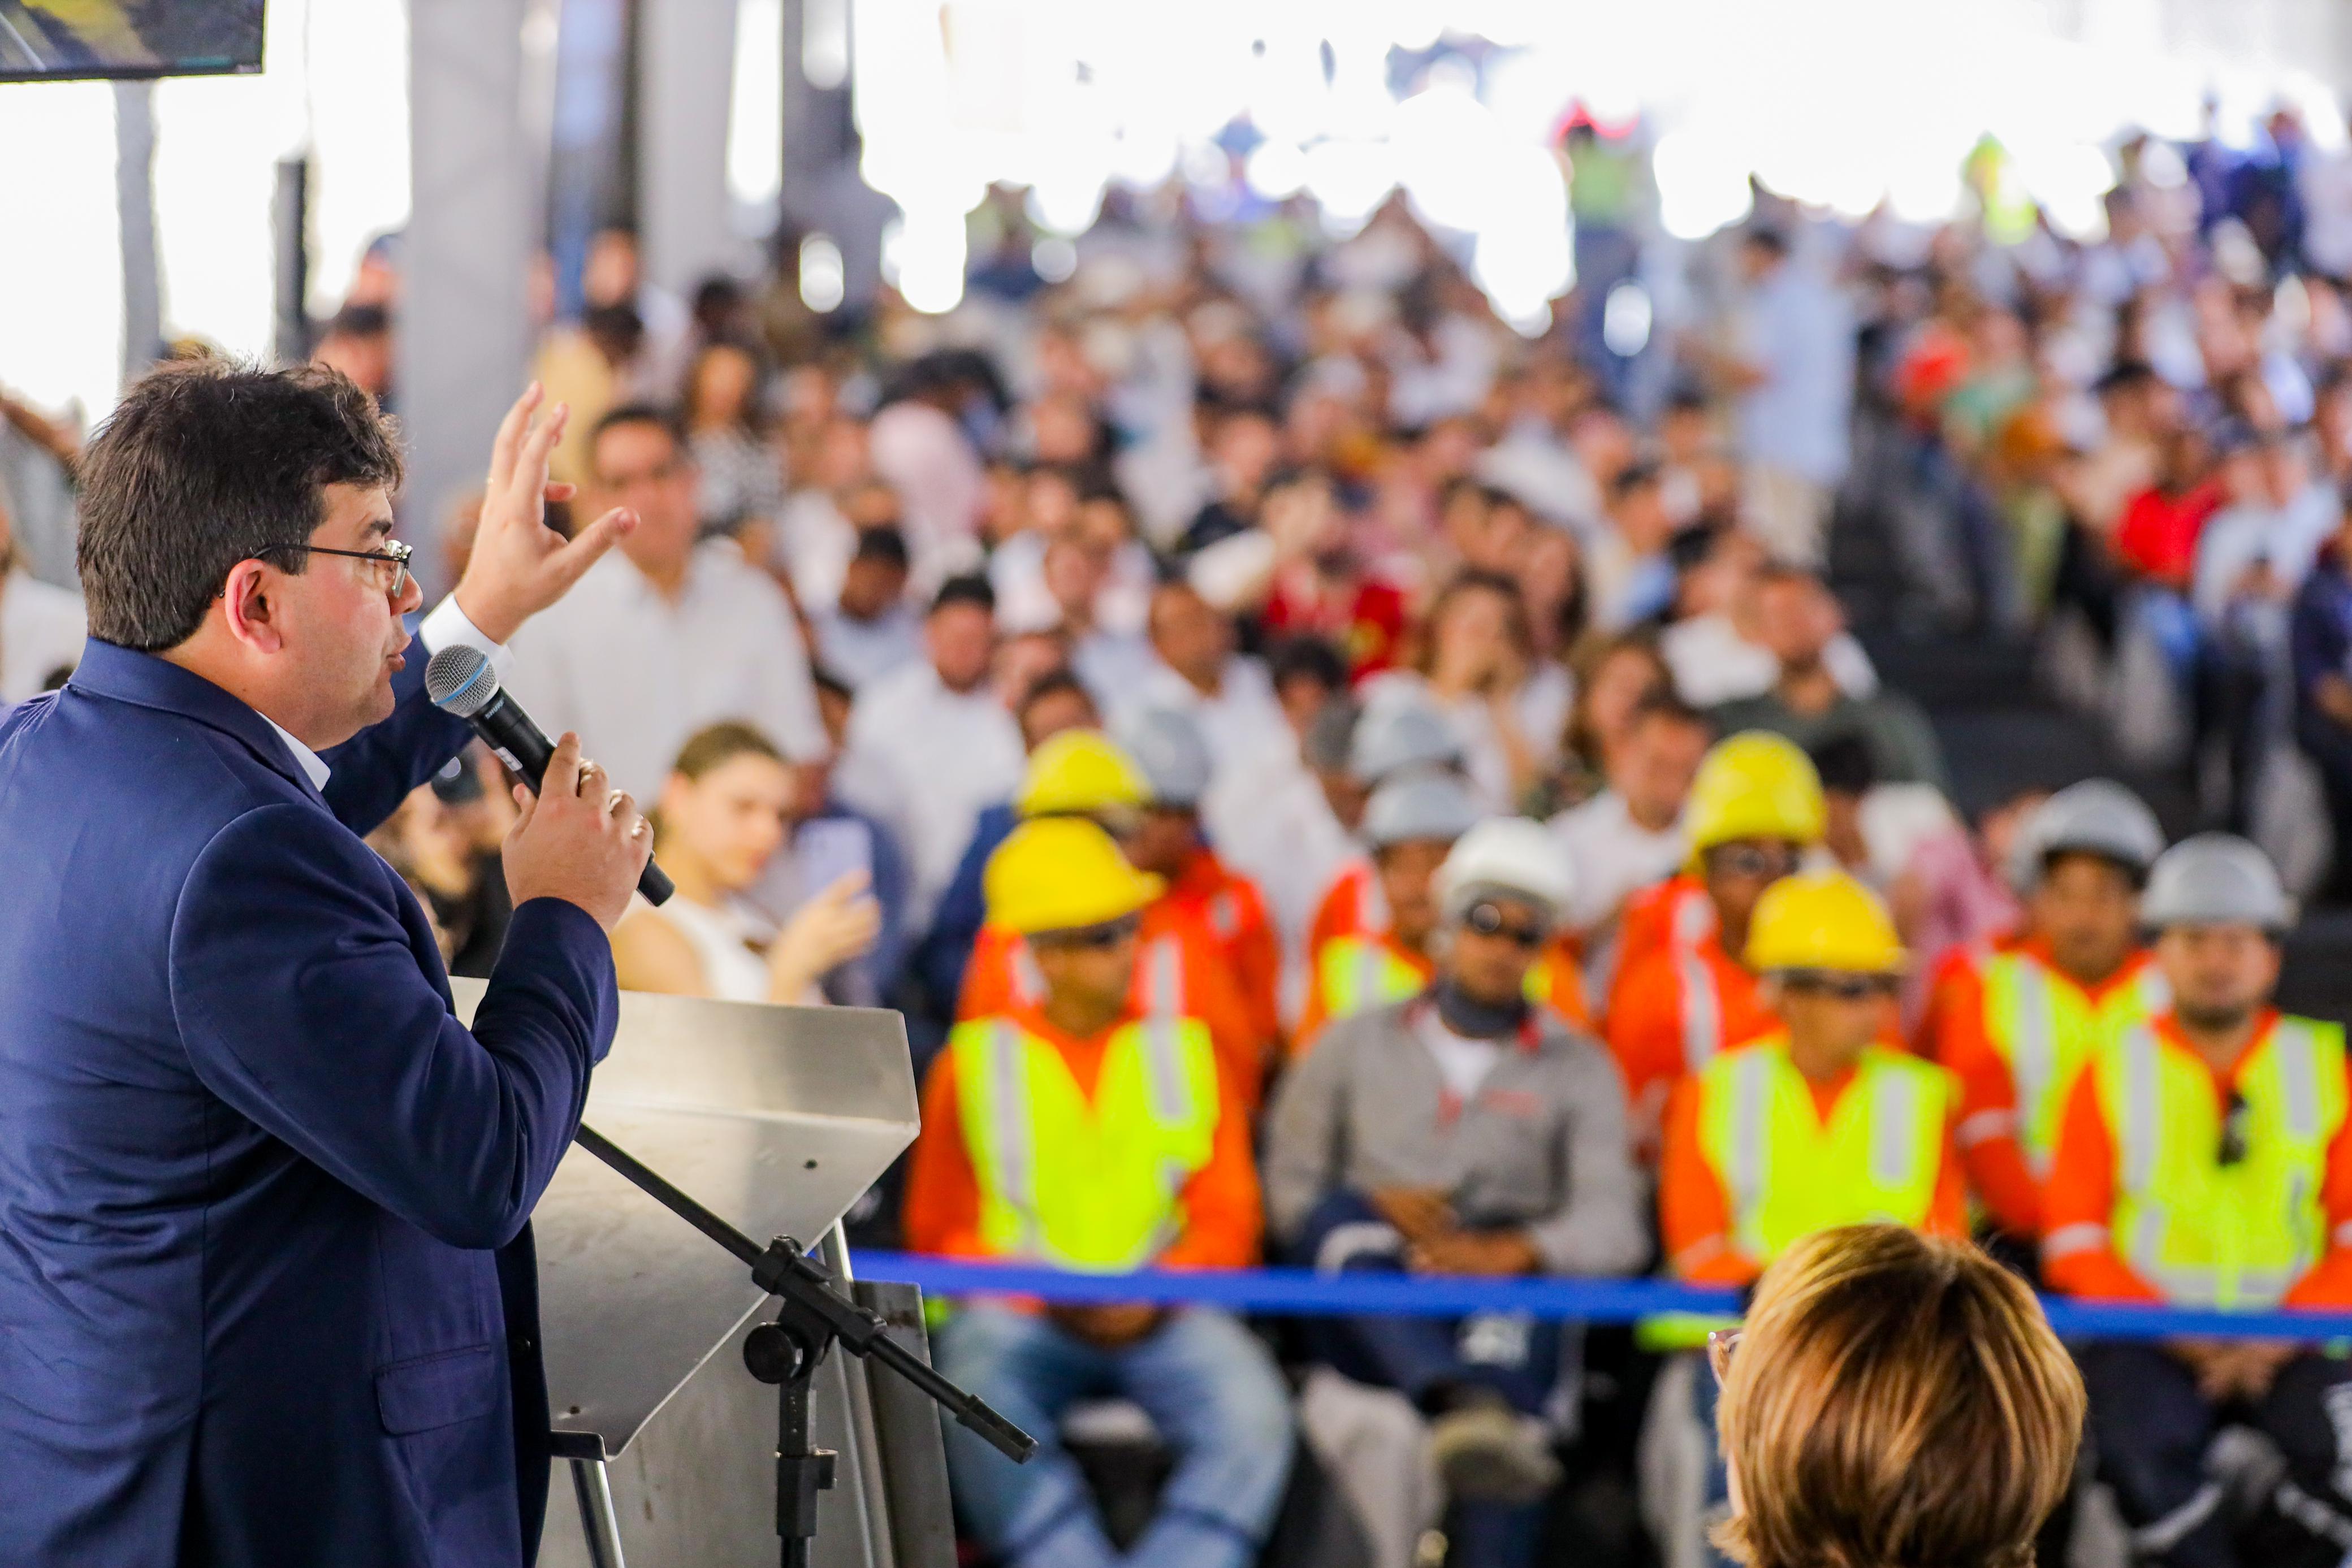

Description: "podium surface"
449 980 919 1456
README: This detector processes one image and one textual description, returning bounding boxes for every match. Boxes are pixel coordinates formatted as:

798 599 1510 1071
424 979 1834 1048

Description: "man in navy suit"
0 362 652 1565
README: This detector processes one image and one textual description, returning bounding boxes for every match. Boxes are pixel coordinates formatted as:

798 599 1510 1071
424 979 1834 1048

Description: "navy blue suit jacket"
0 640 619 1565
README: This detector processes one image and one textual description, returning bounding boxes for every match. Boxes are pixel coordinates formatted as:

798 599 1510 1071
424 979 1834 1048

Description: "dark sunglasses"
1037 915 1142 952
1710 843 1803 881
1778 969 1897 1002
2219 1088 2251 1168
1462 900 1549 949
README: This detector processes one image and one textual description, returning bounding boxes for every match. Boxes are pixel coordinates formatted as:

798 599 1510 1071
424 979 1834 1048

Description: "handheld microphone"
425 645 674 906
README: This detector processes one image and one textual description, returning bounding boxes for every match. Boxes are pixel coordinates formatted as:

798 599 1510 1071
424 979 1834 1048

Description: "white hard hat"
2009 778 2166 891
1112 706 1214 807
1348 698 1464 786
1362 768 1482 849
2140 833 2293 932
1436 818 1576 925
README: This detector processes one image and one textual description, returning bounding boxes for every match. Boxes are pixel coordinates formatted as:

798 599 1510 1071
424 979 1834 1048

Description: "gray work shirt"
1264 998 1650 1276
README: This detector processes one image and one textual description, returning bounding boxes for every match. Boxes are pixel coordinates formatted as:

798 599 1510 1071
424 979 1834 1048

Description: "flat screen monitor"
0 1 264 83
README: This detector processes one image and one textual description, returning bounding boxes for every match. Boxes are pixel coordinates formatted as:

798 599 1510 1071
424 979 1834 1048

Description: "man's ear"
219 561 288 655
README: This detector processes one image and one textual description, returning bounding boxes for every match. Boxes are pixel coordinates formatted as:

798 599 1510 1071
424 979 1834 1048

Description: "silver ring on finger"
604 788 628 816
628 817 648 839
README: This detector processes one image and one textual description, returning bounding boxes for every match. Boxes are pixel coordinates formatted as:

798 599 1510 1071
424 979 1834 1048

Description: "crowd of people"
16 107 2352 1568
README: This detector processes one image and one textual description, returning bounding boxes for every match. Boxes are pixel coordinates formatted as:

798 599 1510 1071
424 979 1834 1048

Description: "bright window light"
730 0 786 218
0 82 122 420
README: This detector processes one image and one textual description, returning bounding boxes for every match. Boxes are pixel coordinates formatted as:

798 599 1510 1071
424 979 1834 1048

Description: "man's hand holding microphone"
500 732 652 932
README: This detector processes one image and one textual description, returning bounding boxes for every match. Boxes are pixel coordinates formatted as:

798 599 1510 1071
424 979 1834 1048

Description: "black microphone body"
427 649 674 906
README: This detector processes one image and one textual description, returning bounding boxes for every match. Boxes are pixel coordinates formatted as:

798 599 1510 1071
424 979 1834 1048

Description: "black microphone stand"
571 1124 1036 1568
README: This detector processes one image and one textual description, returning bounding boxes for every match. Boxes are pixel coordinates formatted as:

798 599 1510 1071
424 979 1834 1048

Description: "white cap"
1436 818 1576 925
1113 707 1214 807
2141 833 2292 932
1362 768 1481 849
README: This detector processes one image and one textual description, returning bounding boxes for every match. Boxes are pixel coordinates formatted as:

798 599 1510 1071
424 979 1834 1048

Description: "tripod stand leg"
568 1456 628 1568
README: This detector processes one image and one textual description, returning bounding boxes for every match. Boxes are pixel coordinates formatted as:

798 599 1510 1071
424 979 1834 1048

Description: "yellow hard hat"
984 817 1164 935
1685 731 1827 857
1014 730 1151 819
1744 869 1906 974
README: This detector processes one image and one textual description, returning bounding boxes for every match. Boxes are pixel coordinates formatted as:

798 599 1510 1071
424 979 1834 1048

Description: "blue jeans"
1287 1190 1567 1568
931 1305 1295 1568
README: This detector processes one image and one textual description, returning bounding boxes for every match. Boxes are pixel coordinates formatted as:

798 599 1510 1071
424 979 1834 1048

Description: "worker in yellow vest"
2044 834 2352 1568
1661 868 1967 1289
1658 869 1964 1565
1294 768 1481 1047
1922 778 2169 1249
903 816 1293 1568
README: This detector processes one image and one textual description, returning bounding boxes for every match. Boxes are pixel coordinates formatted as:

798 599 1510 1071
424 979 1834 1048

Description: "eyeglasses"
1463 900 1549 949
262 539 415 597
1038 915 1142 952
1778 969 1897 1002
2219 1088 2251 1167
1707 1328 1741 1385
1709 843 1803 881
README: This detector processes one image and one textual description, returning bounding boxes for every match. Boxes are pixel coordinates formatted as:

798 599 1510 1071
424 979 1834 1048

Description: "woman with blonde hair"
1710 1223 2085 1568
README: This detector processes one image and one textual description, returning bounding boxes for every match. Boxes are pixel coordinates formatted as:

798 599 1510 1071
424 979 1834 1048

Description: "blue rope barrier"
853 1253 2352 1342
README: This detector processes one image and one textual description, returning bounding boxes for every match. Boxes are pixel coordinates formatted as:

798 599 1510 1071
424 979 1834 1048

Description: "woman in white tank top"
610 723 879 1003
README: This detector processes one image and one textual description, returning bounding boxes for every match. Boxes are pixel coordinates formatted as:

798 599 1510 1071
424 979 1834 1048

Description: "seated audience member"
916 671 1105 1008
958 728 1267 1105
1298 769 1482 1048
1661 868 1966 1288
1921 780 2167 1250
503 404 827 799
1549 690 1709 954
1541 629 1675 814
2046 835 2352 1568
1710 1225 2083 1568
682 339 784 538
0 490 84 701
1606 733 1824 1150
1365 570 1570 811
906 818 1294 1568
1266 820 1643 1568
1662 871 1966 1564
2290 501 2352 897
365 747 520 977
1584 460 1680 631
1115 706 1285 1056
835 574 1024 932
1305 695 1471 956
609 723 880 1003
1710 565 1948 790
813 526 923 692
1126 579 1293 782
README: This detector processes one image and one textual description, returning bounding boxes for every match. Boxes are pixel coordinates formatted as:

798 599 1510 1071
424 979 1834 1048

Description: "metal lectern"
448 981 941 1568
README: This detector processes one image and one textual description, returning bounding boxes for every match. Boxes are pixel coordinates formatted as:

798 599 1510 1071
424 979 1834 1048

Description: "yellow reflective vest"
1312 934 1432 1024
2089 1016 2347 1310
1981 949 2167 1176
1694 1035 1956 1266
948 1014 1221 1272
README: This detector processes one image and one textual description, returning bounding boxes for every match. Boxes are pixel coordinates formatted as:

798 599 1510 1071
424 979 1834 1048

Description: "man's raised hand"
453 383 638 644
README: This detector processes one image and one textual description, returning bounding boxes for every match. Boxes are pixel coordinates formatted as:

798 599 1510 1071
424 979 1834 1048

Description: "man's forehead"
319 482 396 539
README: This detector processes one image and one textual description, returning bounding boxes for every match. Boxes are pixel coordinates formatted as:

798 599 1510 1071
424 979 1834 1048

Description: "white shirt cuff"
418 596 513 680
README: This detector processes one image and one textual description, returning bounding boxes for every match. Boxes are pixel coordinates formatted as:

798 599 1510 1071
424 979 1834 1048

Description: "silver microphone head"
425 644 500 719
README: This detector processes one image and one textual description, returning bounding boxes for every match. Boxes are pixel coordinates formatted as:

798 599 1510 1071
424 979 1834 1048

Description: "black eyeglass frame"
257 538 416 597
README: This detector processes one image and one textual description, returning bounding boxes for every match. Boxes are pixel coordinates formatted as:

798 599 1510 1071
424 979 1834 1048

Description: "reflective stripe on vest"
1013 940 1045 1004
2098 1016 2348 1309
1137 935 1184 1016
1983 951 2167 1177
950 1015 1221 1271
1316 935 1426 1022
1679 951 1722 1074
1696 1041 1951 1267
1207 891 1239 941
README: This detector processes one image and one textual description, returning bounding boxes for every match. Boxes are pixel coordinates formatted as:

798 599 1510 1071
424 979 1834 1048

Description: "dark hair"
77 359 405 652
1016 668 1095 724
670 720 784 781
930 573 997 616
851 526 911 571
681 340 766 435
1609 458 1664 503
1268 635 1348 695
590 402 686 457
811 666 854 703
1808 733 1877 797
1627 687 1708 734
325 303 391 341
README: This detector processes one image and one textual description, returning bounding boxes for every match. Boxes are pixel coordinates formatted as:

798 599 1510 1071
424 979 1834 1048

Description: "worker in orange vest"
1113 706 1284 1058
958 728 1269 1105
1604 732 1825 1156
1921 778 2167 1249
1303 698 1468 959
1296 769 1480 1050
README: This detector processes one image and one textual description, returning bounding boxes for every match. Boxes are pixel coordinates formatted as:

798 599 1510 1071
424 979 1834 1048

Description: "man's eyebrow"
363 516 395 539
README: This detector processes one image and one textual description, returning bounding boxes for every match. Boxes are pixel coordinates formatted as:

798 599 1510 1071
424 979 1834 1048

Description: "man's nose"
395 571 425 616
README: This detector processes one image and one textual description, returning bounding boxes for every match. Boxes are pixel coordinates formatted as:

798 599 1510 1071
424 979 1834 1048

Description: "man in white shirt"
1122 579 1291 783
832 574 1024 930
0 493 84 702
1549 691 1709 951
504 406 826 800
